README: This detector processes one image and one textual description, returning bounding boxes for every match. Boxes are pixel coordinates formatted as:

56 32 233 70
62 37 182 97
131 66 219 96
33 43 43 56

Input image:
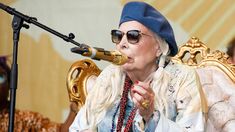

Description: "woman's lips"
127 57 134 63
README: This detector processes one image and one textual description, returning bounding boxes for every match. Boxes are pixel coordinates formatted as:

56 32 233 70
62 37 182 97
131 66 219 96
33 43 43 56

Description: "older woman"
70 1 205 132
227 37 235 64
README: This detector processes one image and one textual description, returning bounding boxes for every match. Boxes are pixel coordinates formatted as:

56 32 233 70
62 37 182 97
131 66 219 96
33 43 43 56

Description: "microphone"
71 45 128 65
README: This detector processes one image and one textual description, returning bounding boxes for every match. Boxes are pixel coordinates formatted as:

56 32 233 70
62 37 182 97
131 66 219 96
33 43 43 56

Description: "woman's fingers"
131 90 153 109
135 81 150 90
131 80 155 121
131 81 154 106
131 81 154 100
131 93 141 107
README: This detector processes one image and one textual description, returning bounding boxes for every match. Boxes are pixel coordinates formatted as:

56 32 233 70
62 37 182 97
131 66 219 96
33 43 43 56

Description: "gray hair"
154 34 170 67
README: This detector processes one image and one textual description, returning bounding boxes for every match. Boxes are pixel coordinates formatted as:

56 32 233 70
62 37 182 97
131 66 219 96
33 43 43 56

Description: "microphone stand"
0 3 88 132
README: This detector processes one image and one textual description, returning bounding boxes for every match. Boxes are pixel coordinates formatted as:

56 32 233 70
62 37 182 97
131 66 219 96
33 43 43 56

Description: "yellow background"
0 0 235 122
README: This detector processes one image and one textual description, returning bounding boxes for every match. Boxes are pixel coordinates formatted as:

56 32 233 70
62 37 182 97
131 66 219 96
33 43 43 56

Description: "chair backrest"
172 37 235 131
66 59 101 110
172 37 235 82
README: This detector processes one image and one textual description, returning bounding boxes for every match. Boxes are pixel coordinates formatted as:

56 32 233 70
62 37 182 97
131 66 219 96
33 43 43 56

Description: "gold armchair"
172 37 235 82
66 59 101 111
66 37 235 131
172 37 235 131
0 109 60 132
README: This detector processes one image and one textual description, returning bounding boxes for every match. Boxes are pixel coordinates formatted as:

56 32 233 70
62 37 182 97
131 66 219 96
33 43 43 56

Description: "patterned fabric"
0 109 60 132
197 67 235 131
70 61 206 132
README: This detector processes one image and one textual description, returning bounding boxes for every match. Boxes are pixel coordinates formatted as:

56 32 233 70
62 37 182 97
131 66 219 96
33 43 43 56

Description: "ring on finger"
141 99 150 109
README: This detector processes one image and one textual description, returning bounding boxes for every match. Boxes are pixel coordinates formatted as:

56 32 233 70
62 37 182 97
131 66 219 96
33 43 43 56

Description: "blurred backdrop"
0 0 235 122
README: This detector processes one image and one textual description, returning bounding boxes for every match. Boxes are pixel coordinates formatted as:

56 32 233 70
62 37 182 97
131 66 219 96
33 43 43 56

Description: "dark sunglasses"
111 29 151 44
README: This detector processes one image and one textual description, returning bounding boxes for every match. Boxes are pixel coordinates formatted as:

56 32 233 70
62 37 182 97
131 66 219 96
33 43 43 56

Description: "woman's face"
232 48 235 64
0 66 9 104
116 21 161 72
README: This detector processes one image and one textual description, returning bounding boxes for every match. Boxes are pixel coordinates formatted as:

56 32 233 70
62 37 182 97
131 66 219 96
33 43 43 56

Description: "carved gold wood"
0 109 60 132
66 59 101 110
172 37 235 83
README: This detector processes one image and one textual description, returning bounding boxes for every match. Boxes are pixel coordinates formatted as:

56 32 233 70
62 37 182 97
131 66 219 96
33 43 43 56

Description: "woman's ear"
155 45 162 58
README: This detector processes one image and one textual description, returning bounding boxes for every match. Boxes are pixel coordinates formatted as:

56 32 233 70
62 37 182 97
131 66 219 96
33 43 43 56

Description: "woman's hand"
130 81 155 122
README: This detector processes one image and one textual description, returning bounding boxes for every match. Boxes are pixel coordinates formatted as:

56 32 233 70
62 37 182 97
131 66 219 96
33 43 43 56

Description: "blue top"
97 93 160 132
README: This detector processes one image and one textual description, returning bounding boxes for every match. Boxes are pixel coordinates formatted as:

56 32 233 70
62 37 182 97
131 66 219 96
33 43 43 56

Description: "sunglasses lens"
127 30 140 44
111 30 141 44
111 30 123 44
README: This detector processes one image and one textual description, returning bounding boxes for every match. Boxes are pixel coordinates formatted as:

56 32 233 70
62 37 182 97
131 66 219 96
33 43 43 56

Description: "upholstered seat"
172 37 235 131
66 37 235 131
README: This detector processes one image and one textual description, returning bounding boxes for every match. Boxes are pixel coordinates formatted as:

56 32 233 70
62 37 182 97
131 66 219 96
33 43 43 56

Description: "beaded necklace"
110 76 137 132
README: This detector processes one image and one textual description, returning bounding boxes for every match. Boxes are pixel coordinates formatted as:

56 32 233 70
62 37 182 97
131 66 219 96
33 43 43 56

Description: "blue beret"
119 1 178 56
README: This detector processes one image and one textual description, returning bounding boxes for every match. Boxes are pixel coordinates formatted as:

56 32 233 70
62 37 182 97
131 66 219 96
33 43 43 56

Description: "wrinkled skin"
117 21 161 122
